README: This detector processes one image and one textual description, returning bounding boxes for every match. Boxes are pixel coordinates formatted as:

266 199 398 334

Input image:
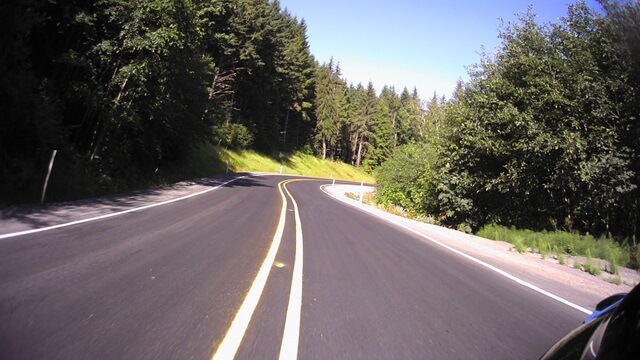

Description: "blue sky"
278 0 603 99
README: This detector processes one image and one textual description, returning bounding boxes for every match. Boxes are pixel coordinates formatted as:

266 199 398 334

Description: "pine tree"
351 82 377 166
361 86 393 168
314 60 348 159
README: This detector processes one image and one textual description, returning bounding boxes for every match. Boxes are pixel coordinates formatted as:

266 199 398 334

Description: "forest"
1 1 639 245
1 0 424 203
376 1 640 244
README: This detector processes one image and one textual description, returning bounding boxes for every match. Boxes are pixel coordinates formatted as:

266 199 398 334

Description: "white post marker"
332 179 335 187
41 149 57 204
226 161 229 174
280 165 283 174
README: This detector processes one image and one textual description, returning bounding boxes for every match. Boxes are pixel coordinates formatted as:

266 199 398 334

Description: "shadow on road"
0 174 271 233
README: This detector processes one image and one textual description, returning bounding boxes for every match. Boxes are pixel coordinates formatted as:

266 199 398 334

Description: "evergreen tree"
361 85 399 169
346 82 377 166
314 60 348 159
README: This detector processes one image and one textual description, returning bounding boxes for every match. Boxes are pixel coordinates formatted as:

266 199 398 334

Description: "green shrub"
584 250 602 276
375 143 439 218
632 245 640 270
557 253 566 265
609 255 619 275
513 236 526 253
475 224 634 269
539 240 549 259
607 275 621 285
214 123 254 150
585 261 601 276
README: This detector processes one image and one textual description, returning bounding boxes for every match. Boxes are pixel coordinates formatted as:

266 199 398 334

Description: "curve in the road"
213 178 314 360
0 176 248 240
212 179 289 359
320 184 592 316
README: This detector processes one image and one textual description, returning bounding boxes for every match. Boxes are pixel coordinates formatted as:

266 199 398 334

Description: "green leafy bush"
214 123 254 150
375 143 438 218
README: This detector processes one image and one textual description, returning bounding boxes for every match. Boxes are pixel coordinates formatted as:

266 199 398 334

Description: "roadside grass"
199 143 375 183
584 250 602 276
512 236 526 254
477 224 636 274
157 142 227 184
344 191 376 205
152 142 374 192
557 252 566 266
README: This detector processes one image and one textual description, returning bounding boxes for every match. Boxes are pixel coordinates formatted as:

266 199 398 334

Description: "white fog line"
0 177 248 240
211 180 289 360
320 185 592 316
279 181 304 360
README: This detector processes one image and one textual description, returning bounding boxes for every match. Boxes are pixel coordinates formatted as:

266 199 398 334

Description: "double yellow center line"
212 179 311 360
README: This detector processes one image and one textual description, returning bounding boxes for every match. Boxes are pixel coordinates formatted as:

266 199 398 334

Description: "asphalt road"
0 175 586 359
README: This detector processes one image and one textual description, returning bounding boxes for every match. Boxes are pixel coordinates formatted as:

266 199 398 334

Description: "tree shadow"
219 176 272 189
265 151 295 168
0 174 271 232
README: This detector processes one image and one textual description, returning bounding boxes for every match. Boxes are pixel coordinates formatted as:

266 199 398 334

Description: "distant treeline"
376 1 640 243
1 0 426 204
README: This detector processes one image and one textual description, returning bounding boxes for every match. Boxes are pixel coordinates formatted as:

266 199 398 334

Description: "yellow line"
211 178 326 360
211 180 289 360
279 180 305 360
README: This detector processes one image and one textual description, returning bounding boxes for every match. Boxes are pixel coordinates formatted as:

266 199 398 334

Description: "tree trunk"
283 108 289 146
90 76 129 160
351 130 359 164
322 134 327 160
356 134 364 167
392 112 398 147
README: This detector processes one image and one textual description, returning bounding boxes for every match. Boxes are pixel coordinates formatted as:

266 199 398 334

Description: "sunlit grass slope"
216 146 375 183
176 142 375 184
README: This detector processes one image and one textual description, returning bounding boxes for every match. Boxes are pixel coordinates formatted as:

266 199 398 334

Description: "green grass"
156 142 227 183
512 236 526 254
477 223 635 270
219 148 374 182
179 142 375 183
557 253 566 265
606 275 622 285
584 250 602 276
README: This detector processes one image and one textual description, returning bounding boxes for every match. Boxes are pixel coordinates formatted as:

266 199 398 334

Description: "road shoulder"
322 184 639 310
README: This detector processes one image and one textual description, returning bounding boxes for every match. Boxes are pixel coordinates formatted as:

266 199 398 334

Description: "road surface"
0 175 586 359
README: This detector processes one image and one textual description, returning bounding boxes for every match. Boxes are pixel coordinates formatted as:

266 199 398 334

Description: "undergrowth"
477 224 637 271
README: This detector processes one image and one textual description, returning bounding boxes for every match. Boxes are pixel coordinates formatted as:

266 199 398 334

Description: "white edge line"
279 183 304 360
0 176 248 240
211 180 288 360
319 184 593 316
